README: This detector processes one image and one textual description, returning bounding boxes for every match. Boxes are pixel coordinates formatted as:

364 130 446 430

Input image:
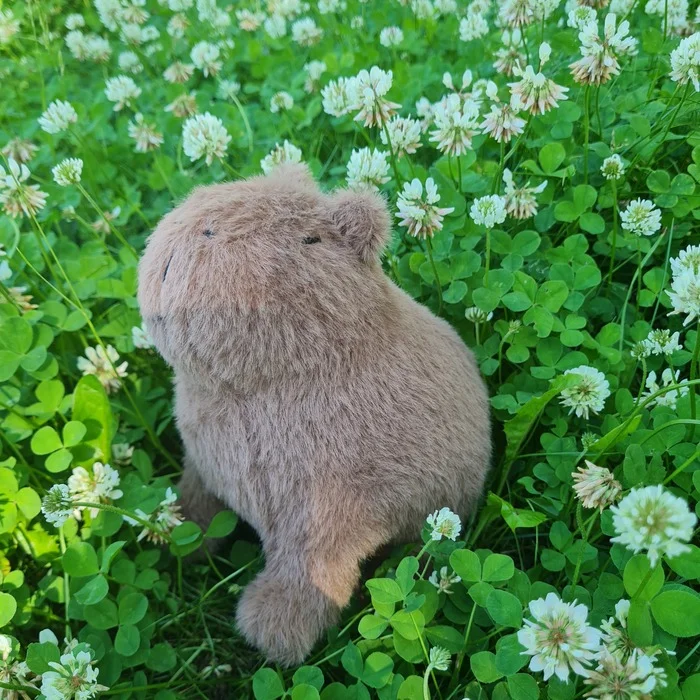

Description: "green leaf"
482 554 515 582
147 643 177 672
425 625 464 653
486 590 523 628
100 540 126 573
30 425 62 455
45 448 73 473
397 676 423 700
361 652 393 689
252 668 285 700
205 510 239 538
15 487 41 519
443 280 467 304
471 651 504 683
26 642 61 674
651 590 700 638
536 281 569 312
0 592 17 626
390 609 424 640
508 674 539 700
341 642 364 679
667 545 700 579
449 549 481 583
74 574 109 605
63 541 99 577
539 143 566 174
292 686 320 700
623 555 663 601
495 634 529 676
366 578 404 606
119 590 149 625
62 420 87 447
84 599 119 630
115 624 141 656
293 667 324 691
72 374 114 465
395 557 419 597
358 614 389 639
627 599 653 648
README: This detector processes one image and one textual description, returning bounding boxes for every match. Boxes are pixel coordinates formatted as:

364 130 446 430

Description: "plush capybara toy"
137 164 491 665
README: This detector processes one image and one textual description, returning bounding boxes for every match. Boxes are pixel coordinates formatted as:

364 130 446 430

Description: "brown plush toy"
137 164 491 666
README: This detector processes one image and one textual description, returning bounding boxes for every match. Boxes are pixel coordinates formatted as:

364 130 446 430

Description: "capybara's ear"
326 189 391 264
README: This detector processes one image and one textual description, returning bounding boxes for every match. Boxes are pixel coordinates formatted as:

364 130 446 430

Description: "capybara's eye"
203 229 215 238
302 236 321 245
162 254 173 282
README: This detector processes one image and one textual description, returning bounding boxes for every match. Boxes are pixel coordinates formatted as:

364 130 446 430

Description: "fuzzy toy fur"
138 164 491 665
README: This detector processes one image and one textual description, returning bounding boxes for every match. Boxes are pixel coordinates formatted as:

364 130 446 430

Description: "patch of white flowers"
181 112 231 165
395 177 454 239
670 31 700 91
560 365 611 419
426 507 462 541
470 194 507 229
38 100 78 134
52 158 83 187
667 244 700 325
260 140 303 174
620 199 661 236
77 344 128 394
346 147 390 191
611 485 697 566
104 75 141 111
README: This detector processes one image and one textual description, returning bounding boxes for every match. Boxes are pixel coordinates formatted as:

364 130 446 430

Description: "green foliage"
1 0 699 698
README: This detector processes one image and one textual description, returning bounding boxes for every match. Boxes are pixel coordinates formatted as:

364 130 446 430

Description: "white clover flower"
601 154 625 180
620 199 661 236
91 205 121 235
411 0 436 21
642 329 682 356
380 116 422 157
163 62 194 84
132 323 154 349
346 148 390 191
38 100 78 134
502 168 546 219
560 365 611 419
647 0 689 34
218 79 241 101
260 140 303 174
434 0 458 13
236 8 265 31
0 260 10 282
291 17 323 46
610 0 636 12
68 462 123 518
65 13 86 30
502 0 536 28
611 485 697 566
264 13 287 38
428 646 452 672
415 96 435 131
303 60 326 93
169 0 194 10
380 26 404 47
429 566 461 594
104 75 141 111
426 507 462 541
322 77 353 117
118 50 143 74
166 92 198 119
642 368 689 410
465 306 493 323
2 137 38 164
517 593 601 682
572 460 622 511
480 101 526 143
494 28 526 76
41 485 73 528
568 6 597 30
570 13 638 86
128 487 184 544
509 62 569 115
270 91 294 113
190 41 222 77
41 649 108 699
167 14 189 39
345 66 401 128
430 93 481 156
459 10 489 41
128 113 164 153
395 177 454 239
85 35 112 62
584 649 665 699
668 267 700 325
469 194 507 229
52 158 83 187
318 0 345 13
670 244 700 277
0 9 19 45
182 112 231 166
0 159 48 219
112 443 134 466
77 344 128 394
670 32 700 91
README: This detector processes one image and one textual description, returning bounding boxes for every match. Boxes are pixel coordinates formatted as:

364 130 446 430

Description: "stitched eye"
203 229 215 238
302 236 321 245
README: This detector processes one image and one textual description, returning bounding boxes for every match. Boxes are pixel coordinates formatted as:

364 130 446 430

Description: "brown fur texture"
137 164 491 666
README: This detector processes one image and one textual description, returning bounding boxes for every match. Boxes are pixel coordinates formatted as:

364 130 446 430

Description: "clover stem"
583 85 590 185
425 236 443 314
607 179 619 286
